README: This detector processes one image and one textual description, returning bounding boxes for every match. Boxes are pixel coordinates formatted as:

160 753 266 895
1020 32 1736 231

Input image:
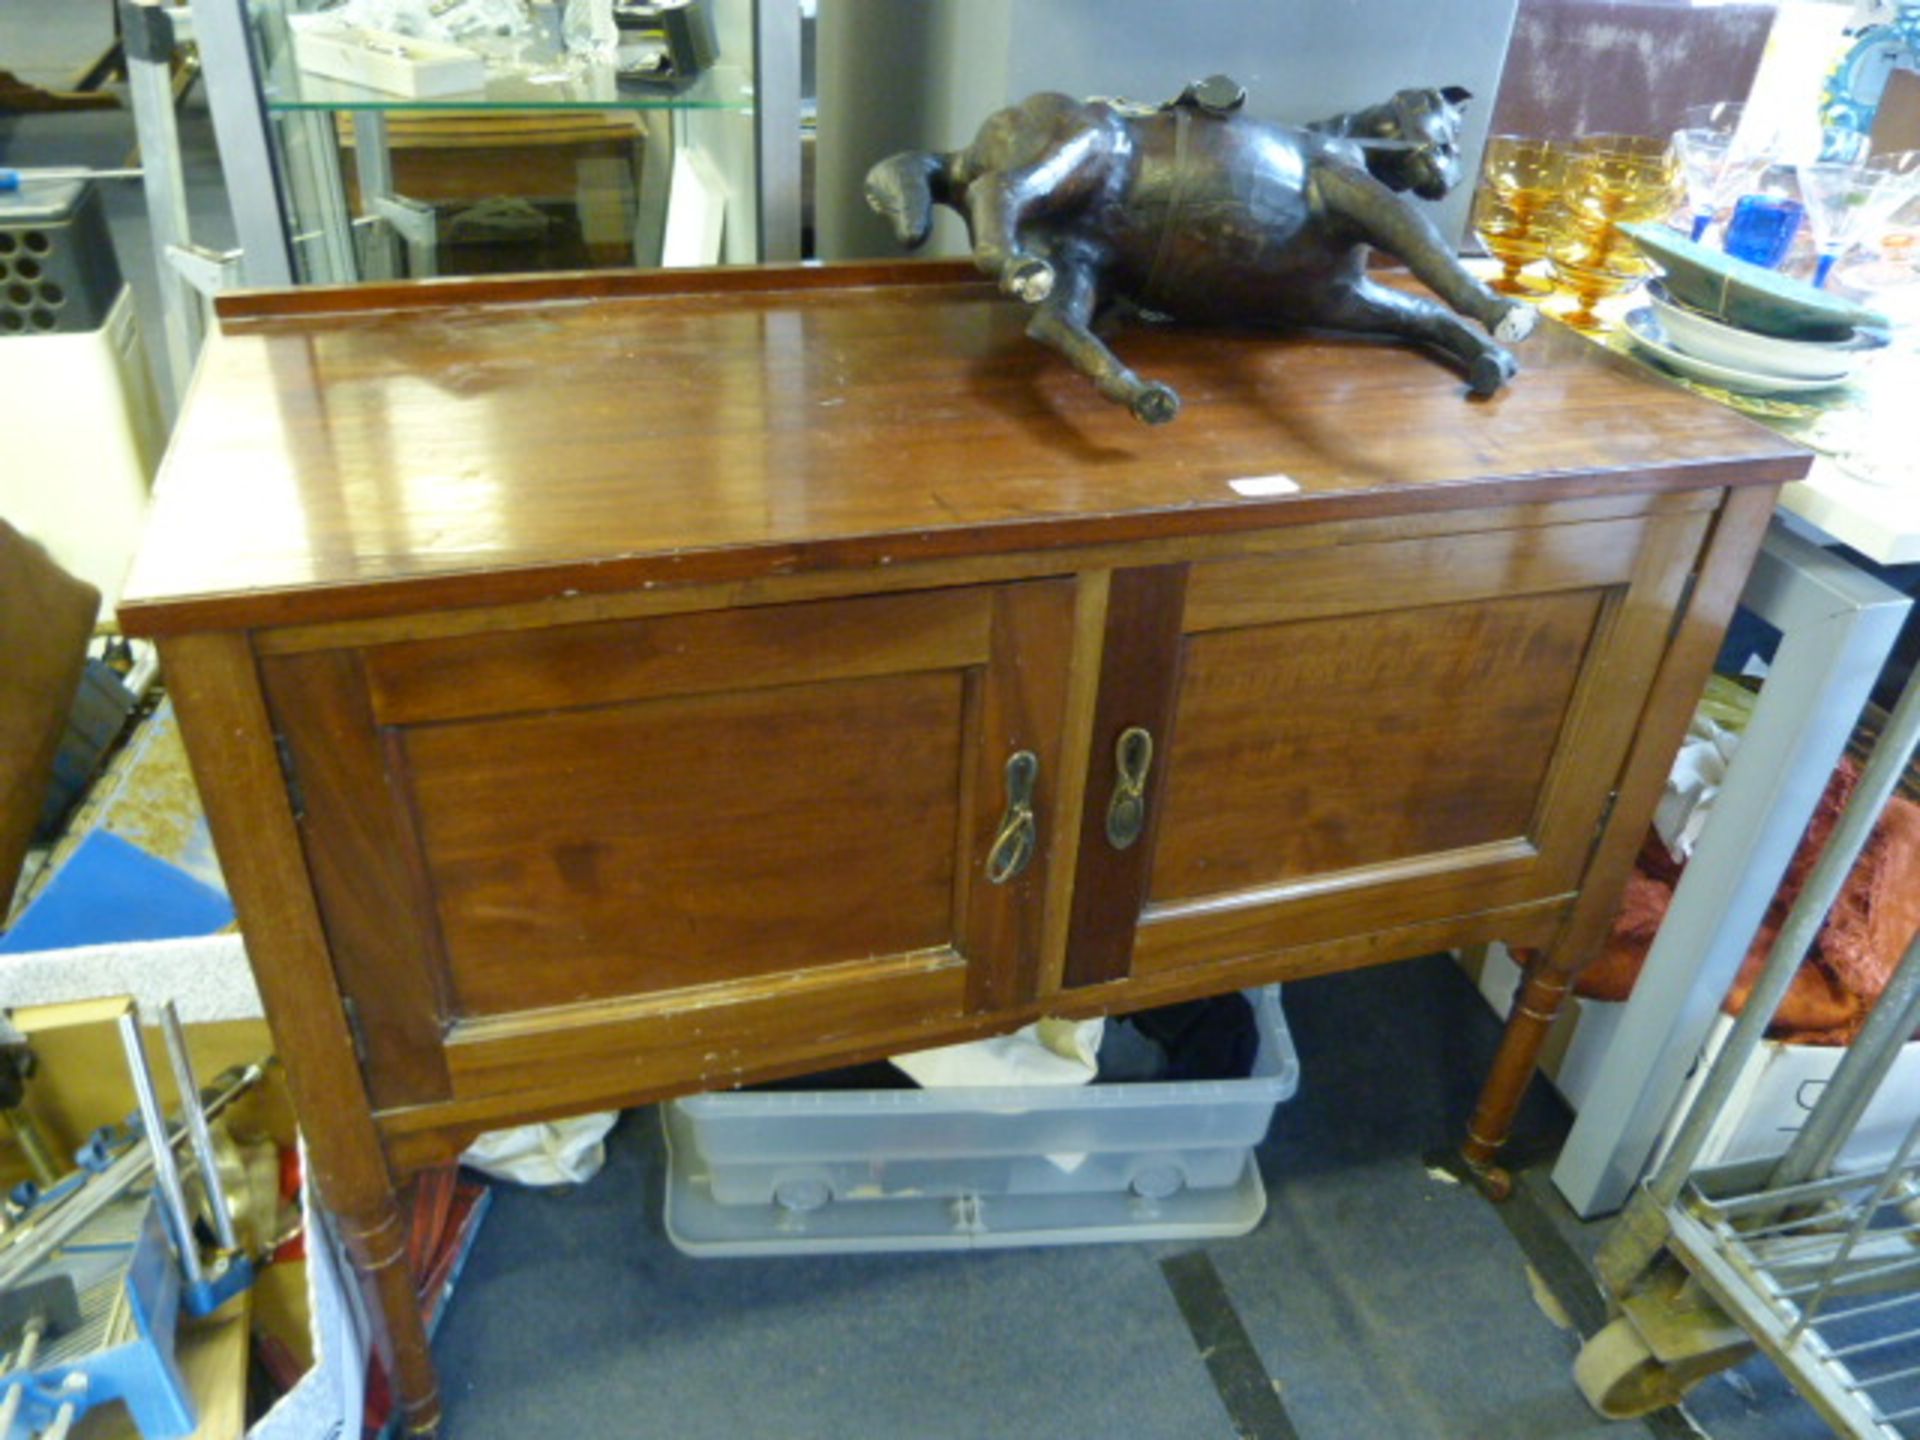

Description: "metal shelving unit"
1578 660 1920 1435
1670 1150 1920 1435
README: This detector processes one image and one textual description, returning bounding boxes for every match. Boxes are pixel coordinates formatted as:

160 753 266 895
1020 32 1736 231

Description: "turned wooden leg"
338 1191 442 1436
157 633 445 1435
1461 951 1577 1199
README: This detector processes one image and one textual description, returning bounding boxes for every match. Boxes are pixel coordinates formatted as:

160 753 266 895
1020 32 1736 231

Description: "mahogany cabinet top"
119 261 1806 634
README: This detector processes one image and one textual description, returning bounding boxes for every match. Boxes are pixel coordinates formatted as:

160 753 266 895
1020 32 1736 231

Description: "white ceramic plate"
1623 309 1854 395
1647 282 1882 381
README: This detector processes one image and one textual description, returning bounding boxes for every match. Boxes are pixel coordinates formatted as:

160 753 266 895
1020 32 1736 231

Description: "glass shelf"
264 47 755 113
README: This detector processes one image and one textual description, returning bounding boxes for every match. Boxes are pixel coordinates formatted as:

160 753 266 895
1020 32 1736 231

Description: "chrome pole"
157 1002 239 1253
752 0 803 261
115 1011 205 1287
189 0 298 285
41 1398 78 1440
121 0 205 412
0 1316 43 1432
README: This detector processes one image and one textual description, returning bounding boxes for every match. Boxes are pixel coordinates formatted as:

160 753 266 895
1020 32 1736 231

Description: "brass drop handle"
1105 726 1155 850
985 750 1040 885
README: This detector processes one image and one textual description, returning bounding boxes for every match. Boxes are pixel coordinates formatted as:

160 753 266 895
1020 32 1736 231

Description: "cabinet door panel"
1067 511 1710 985
405 672 964 1012
1150 589 1601 898
264 581 1072 1105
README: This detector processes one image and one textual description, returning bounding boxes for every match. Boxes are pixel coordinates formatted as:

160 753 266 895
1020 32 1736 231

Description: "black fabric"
746 993 1260 1091
750 1060 912 1092
1111 992 1260 1083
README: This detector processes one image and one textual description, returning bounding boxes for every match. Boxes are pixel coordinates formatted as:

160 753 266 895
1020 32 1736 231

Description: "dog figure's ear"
865 151 949 250
1440 85 1473 108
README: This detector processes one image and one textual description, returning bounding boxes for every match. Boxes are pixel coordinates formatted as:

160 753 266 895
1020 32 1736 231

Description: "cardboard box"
1665 1012 1920 1175
1 936 365 1440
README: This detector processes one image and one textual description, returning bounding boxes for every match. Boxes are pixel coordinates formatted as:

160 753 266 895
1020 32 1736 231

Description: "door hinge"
1667 570 1701 648
273 732 307 821
341 996 370 1067
1591 788 1622 855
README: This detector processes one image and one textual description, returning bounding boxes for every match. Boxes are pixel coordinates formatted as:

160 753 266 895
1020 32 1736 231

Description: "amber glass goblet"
1547 135 1681 329
1472 137 1567 296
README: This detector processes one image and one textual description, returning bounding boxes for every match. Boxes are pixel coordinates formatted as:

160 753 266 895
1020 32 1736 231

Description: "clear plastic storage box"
663 986 1299 1255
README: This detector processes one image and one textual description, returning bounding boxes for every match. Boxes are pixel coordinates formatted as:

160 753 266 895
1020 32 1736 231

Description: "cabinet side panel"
158 633 392 1154
1543 485 1779 968
258 649 454 1107
155 631 442 1423
1461 484 1778 1173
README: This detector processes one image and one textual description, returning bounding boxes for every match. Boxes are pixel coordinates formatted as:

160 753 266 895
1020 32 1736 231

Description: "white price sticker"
1227 474 1301 498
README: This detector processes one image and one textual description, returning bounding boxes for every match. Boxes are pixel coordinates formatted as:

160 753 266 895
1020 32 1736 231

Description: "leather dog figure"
867 77 1538 424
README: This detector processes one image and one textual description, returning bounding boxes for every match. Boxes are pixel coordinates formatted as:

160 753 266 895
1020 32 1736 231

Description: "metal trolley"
1577 661 1920 1434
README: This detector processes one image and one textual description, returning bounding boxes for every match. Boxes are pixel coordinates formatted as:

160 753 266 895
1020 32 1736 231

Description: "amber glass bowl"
1547 135 1682 328
1472 137 1567 296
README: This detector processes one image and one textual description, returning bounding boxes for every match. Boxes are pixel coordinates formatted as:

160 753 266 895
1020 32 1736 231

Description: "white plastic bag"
891 1016 1104 1089
461 1111 619 1186
1654 713 1742 863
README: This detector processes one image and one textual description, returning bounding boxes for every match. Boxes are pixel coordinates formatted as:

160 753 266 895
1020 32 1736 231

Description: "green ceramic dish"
1621 222 1888 341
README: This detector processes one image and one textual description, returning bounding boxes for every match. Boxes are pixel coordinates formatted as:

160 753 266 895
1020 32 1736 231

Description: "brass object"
1 1108 60 1190
1105 726 1155 851
1472 136 1566 296
208 1127 283 1257
985 750 1039 884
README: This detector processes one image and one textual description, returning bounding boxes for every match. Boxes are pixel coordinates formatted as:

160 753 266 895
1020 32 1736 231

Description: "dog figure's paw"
1468 348 1519 397
1003 257 1056 304
1131 381 1182 425
1494 303 1538 345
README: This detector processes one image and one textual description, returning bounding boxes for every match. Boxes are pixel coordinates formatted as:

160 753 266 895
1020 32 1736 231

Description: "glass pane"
251 0 762 281
274 111 360 284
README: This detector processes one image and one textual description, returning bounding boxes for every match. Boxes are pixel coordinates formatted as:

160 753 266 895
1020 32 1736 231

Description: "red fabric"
270 1144 306 1265
1541 759 1920 1044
